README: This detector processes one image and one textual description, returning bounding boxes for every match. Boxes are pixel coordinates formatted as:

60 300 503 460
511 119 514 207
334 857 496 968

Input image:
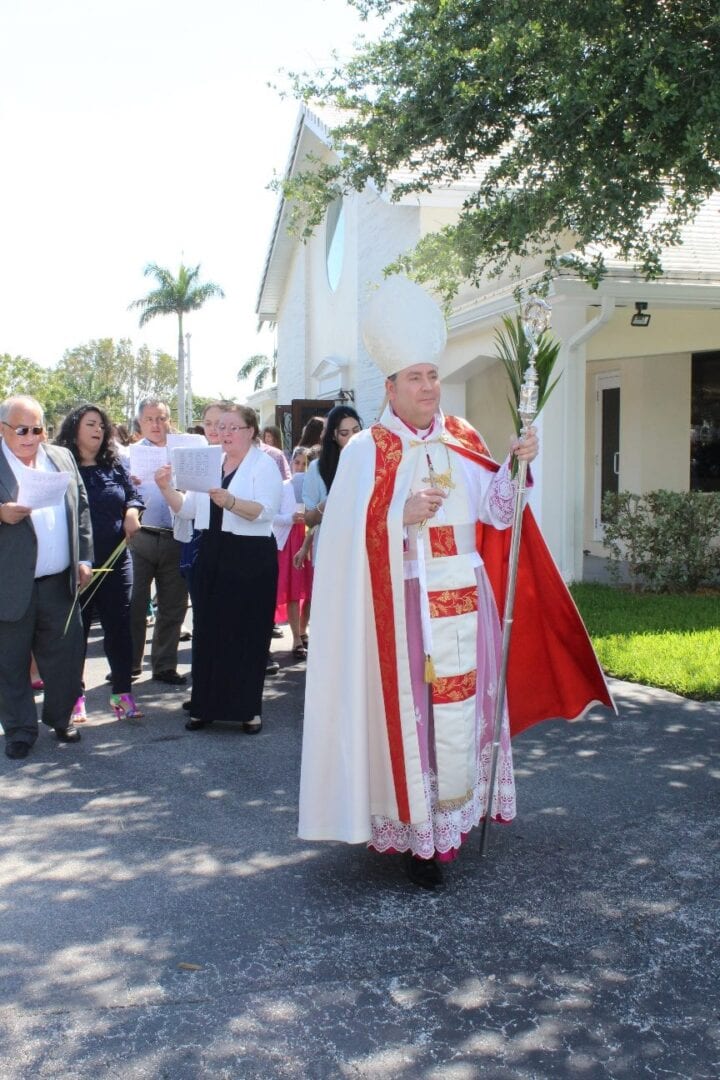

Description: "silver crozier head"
518 297 551 431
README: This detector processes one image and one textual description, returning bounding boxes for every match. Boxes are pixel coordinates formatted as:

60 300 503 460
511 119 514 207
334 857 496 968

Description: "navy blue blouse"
79 462 144 564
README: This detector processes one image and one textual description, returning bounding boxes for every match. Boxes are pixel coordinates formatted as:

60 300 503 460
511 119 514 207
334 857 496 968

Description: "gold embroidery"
428 585 477 618
432 670 477 704
436 788 474 811
428 525 457 558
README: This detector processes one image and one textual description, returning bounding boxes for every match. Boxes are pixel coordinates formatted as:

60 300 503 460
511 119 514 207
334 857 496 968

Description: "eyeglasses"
2 421 44 436
216 424 251 433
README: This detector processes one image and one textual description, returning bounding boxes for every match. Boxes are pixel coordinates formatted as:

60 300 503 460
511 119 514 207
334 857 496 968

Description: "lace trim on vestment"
369 739 516 860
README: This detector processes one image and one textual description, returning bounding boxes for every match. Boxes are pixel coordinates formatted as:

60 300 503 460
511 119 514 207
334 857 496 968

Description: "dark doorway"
276 399 334 452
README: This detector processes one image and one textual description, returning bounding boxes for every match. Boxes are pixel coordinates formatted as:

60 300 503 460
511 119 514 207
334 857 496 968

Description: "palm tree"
237 349 277 392
129 262 224 427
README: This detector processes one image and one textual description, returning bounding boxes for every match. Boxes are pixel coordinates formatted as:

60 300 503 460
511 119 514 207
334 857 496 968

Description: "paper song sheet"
16 465 70 509
171 444 223 493
128 443 168 484
166 432 208 451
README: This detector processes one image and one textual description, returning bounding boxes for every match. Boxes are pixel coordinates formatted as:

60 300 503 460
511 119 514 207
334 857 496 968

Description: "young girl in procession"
273 446 313 658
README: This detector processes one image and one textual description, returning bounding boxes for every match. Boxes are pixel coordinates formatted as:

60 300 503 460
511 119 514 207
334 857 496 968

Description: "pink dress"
274 477 313 622
275 521 313 622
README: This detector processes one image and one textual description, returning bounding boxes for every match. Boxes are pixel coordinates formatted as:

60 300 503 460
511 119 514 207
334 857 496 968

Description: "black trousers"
81 549 134 694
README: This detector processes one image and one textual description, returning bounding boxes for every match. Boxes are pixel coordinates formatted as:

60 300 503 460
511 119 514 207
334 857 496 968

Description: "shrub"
601 489 720 592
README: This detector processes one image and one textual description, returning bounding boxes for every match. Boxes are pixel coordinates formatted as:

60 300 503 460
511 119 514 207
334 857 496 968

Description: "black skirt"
189 530 278 724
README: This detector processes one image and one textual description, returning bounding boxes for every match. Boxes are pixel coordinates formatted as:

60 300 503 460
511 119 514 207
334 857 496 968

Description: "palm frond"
494 313 561 438
237 354 269 380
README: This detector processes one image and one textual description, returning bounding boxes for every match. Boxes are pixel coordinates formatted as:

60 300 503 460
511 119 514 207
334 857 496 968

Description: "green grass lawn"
569 583 720 701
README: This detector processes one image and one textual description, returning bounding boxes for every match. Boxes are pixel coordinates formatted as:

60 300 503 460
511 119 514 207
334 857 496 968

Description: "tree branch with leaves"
281 0 720 298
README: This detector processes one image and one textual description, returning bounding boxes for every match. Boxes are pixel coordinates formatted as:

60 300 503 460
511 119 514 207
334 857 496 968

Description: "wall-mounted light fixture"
337 388 355 403
630 301 651 328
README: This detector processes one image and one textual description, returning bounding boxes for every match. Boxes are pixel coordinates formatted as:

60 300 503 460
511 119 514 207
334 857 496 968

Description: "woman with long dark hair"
55 404 144 721
302 405 362 562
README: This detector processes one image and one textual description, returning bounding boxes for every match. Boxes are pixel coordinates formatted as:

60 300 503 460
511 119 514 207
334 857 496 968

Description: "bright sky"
0 0 374 398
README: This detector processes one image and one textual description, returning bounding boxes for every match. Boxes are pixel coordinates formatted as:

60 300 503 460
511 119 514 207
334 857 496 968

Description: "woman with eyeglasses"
156 405 282 734
55 404 144 722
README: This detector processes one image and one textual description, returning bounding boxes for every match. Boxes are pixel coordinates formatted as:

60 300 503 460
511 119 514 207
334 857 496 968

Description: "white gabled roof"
256 105 345 327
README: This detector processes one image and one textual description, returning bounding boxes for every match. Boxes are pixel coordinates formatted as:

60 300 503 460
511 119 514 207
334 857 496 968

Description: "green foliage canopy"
0 353 55 404
0 342 179 430
283 0 720 296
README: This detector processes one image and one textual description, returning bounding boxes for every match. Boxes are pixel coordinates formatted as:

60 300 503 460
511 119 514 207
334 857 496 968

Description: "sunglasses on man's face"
2 421 44 436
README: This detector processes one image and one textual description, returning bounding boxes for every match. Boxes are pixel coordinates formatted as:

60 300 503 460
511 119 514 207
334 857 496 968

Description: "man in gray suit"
0 395 93 760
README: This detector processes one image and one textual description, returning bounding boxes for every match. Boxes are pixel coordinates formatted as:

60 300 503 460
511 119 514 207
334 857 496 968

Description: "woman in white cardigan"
157 405 282 734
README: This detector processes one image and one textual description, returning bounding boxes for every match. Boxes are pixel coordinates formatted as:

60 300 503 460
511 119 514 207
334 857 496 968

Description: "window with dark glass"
691 351 720 491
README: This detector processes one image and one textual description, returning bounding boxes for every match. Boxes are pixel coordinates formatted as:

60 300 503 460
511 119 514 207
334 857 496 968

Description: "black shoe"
271 625 284 639
404 853 443 890
185 719 208 731
55 725 81 744
243 716 262 734
153 670 187 685
182 700 192 711
179 630 192 641
5 741 30 760
266 660 280 676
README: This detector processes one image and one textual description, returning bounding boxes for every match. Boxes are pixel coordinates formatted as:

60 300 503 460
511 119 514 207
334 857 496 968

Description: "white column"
534 302 588 582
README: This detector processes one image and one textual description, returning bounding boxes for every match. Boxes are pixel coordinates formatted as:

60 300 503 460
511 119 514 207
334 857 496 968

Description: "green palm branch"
494 314 562 437
494 313 561 476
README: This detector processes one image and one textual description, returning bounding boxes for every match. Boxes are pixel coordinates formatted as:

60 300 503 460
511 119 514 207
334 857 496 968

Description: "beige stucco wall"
584 352 691 554
465 359 516 462
587 308 720 360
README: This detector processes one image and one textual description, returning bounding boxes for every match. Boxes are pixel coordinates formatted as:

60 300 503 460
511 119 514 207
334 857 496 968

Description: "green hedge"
601 490 720 592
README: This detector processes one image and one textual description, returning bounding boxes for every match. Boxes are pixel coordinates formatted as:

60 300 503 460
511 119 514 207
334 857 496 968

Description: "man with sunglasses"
0 395 93 760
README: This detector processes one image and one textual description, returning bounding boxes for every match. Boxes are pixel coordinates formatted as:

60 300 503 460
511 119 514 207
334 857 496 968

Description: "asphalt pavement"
0 622 718 1079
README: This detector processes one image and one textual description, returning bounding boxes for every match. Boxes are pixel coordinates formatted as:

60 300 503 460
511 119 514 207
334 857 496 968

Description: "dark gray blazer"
0 440 94 622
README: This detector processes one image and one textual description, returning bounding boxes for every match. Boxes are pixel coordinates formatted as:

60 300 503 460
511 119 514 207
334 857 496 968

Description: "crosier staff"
480 298 554 857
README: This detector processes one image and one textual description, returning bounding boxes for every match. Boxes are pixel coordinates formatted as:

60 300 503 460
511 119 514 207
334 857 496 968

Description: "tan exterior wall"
465 359 516 462
584 352 691 554
587 308 720 360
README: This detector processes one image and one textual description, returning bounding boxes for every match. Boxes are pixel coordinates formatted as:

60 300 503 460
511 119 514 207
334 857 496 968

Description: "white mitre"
361 276 447 377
